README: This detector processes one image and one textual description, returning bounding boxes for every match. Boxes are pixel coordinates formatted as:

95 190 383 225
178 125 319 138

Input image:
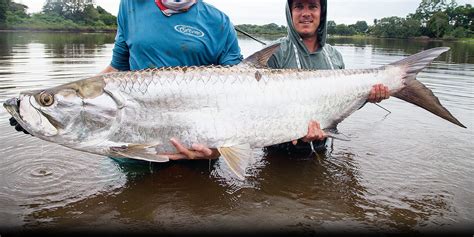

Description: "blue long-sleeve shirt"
111 0 243 71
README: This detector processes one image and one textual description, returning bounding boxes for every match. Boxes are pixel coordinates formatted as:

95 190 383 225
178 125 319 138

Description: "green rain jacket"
266 0 344 154
267 0 344 70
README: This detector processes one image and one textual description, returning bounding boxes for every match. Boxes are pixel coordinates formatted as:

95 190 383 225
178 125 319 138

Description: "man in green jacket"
267 0 390 154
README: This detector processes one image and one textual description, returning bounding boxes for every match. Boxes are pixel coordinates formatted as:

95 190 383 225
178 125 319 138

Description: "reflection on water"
0 32 473 234
327 37 474 65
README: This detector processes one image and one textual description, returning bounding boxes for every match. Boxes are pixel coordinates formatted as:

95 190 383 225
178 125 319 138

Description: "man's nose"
301 7 312 16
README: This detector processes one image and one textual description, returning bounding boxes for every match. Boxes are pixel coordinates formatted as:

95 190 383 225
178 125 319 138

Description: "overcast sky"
13 0 473 25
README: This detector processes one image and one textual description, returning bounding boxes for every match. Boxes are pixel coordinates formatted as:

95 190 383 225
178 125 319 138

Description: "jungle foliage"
235 23 287 36
0 0 116 31
369 0 473 39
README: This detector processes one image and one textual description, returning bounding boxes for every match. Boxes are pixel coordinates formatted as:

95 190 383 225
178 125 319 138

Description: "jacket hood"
285 0 327 54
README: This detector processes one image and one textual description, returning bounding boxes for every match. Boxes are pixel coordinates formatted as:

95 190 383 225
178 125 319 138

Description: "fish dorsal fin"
217 144 252 180
323 128 351 141
110 143 169 162
242 43 281 68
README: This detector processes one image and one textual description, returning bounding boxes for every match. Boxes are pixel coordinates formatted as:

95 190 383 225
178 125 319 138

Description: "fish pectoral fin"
323 128 351 141
110 144 169 162
217 144 252 181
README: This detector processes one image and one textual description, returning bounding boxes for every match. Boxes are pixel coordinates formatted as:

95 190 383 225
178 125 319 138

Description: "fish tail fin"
390 47 466 128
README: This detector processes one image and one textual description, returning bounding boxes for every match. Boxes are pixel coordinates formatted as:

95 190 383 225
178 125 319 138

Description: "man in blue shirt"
101 0 243 160
102 0 242 72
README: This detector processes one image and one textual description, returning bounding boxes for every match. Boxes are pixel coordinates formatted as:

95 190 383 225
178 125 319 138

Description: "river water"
0 32 472 235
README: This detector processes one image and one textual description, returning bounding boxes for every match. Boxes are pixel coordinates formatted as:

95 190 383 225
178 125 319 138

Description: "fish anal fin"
110 144 169 162
242 43 281 68
217 144 252 181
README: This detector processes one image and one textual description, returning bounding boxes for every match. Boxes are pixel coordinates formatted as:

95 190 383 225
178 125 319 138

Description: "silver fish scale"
100 66 403 152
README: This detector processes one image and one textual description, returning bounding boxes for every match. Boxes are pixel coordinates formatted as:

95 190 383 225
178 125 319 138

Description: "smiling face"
291 0 321 39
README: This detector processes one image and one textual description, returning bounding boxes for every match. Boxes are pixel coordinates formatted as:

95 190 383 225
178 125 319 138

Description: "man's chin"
297 31 317 39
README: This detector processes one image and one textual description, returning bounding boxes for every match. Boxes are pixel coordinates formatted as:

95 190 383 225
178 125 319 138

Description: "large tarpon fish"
3 45 466 180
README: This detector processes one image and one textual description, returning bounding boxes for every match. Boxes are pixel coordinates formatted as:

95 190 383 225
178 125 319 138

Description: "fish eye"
39 92 54 107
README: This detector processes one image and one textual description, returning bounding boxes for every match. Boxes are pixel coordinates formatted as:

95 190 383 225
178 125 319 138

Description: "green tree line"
324 0 472 39
236 23 287 36
368 0 473 39
0 0 116 31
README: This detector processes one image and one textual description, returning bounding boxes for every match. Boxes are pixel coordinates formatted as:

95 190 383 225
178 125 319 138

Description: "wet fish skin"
98 66 398 148
3 46 465 180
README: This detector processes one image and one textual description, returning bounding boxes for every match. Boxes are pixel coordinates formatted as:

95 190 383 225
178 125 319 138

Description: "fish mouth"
4 97 27 130
3 97 32 134
3 97 21 119
3 97 39 136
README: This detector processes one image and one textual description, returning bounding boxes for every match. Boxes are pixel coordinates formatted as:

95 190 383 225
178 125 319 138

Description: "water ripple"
0 143 127 215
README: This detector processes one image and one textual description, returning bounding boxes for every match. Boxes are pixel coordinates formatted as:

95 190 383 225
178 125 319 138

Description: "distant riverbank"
328 35 474 43
330 35 474 44
2 29 472 45
237 33 474 44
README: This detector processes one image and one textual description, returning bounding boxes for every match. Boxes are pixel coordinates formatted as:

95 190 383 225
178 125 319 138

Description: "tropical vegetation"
0 0 116 31
235 23 287 36
368 0 473 39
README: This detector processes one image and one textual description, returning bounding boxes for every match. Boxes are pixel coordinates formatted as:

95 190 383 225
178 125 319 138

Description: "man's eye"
294 4 304 9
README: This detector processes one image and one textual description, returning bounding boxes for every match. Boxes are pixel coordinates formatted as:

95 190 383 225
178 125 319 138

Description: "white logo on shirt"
174 25 205 38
